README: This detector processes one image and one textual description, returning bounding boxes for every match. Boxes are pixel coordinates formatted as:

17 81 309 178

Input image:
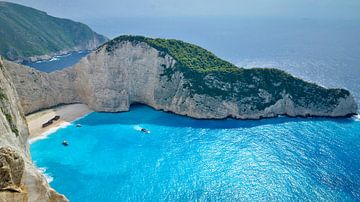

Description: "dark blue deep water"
22 51 90 73
31 105 360 201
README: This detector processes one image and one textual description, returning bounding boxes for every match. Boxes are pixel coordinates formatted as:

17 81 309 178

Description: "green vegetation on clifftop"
104 35 238 72
103 35 350 111
0 2 107 61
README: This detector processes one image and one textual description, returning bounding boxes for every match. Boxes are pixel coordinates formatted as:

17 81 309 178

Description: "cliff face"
72 40 358 119
5 37 358 118
0 58 67 201
4 61 80 114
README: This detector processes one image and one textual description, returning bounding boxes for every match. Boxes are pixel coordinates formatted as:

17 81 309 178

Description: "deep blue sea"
22 51 90 73
31 105 360 201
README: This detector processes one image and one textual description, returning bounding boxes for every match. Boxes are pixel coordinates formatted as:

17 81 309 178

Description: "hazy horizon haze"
4 0 360 21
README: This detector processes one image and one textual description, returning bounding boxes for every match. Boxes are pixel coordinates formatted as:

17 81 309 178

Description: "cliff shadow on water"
74 104 357 130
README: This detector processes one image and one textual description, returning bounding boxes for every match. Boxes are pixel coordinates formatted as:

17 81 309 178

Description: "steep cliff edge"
5 35 358 118
0 58 67 201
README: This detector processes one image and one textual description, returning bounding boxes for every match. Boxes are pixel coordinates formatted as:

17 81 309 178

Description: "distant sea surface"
31 105 360 201
22 50 90 73
26 17 360 107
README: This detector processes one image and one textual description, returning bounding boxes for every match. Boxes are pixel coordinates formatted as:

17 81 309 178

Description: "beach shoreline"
26 104 93 143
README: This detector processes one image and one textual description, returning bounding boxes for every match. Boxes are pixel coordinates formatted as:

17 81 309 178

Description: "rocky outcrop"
5 37 358 119
0 58 68 201
0 2 108 63
0 147 24 192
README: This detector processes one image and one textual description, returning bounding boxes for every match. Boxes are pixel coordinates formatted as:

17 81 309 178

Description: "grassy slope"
103 35 349 111
0 1 107 60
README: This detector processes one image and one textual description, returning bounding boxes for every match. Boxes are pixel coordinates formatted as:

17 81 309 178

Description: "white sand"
26 104 92 143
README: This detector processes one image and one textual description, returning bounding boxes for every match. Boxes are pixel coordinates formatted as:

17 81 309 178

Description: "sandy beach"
26 104 93 143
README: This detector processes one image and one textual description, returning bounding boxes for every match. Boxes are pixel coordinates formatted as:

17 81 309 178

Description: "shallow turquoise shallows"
30 105 360 201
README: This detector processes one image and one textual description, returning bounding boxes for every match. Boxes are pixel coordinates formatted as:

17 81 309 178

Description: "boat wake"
49 57 60 62
29 122 71 144
134 125 142 131
133 125 150 133
354 114 360 121
34 56 60 64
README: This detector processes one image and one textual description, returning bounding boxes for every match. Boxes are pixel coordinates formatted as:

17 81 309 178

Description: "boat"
76 124 82 127
140 128 150 134
62 140 69 146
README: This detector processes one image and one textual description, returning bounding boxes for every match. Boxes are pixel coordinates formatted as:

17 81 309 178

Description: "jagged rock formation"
0 58 67 201
0 147 24 192
5 36 358 119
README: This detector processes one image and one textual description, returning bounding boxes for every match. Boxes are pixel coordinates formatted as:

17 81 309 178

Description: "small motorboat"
140 128 150 134
62 140 69 146
76 124 82 127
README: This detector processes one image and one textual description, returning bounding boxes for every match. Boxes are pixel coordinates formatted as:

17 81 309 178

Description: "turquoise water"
31 105 360 201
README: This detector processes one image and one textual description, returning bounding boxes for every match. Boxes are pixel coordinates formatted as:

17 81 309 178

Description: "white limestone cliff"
5 41 358 119
0 58 68 202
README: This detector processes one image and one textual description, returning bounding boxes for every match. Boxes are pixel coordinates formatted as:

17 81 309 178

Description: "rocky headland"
0 2 108 63
5 35 358 118
0 35 358 201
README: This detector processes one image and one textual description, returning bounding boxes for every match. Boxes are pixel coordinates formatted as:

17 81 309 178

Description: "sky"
5 0 360 21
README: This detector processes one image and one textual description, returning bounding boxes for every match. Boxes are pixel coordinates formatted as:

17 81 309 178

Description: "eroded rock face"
0 58 68 202
4 61 80 114
5 41 358 119
0 147 24 192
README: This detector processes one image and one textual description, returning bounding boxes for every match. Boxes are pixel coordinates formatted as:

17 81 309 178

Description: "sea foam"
37 167 53 183
354 114 360 121
29 122 71 144
134 125 142 131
